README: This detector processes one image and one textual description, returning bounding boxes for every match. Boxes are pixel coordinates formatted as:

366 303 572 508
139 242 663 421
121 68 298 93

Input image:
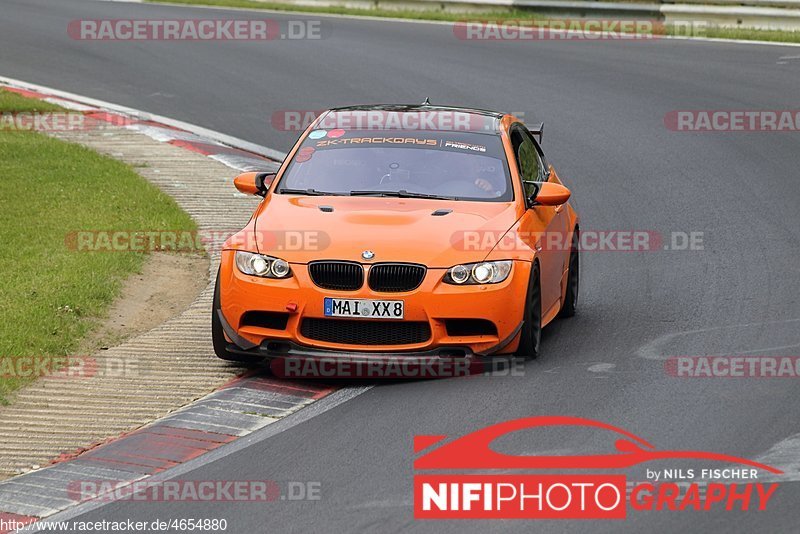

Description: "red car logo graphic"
414 416 782 473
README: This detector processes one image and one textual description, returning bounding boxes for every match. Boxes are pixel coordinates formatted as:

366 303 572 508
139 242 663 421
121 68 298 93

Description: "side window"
510 125 543 201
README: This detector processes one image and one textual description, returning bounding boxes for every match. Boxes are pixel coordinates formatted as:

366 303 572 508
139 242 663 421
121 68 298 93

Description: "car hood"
252 195 520 267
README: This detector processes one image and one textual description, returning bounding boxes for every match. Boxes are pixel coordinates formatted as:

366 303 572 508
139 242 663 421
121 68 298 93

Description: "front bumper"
217 251 531 358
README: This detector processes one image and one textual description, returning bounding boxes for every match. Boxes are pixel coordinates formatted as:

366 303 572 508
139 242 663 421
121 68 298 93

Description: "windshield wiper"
349 190 457 201
278 188 341 196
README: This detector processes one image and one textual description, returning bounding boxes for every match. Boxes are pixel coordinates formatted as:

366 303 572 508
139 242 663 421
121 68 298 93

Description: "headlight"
235 251 292 279
444 260 512 285
271 258 290 278
450 264 470 284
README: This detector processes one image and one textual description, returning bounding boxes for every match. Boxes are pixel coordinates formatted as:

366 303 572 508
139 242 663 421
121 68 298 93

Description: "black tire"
559 228 579 318
212 270 257 364
516 262 542 360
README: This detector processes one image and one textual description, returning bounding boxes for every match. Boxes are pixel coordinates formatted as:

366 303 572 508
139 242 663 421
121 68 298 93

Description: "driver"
472 163 505 197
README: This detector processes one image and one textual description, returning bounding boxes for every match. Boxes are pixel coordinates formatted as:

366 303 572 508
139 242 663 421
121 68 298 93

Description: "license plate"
323 297 404 319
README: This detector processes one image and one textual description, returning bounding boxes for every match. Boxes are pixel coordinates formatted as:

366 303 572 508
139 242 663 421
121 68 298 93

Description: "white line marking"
637 318 800 360
0 75 287 162
752 432 800 483
587 362 616 373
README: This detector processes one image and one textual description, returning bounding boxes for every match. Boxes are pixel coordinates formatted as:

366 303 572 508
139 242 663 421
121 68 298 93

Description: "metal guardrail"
659 3 800 31
660 0 800 6
275 0 800 30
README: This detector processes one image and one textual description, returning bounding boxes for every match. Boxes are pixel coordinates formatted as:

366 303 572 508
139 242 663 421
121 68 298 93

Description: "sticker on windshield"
295 146 315 163
308 129 327 139
316 137 438 147
444 140 486 152
327 128 346 138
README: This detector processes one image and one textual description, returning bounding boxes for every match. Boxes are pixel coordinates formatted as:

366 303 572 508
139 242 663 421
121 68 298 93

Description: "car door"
510 124 569 318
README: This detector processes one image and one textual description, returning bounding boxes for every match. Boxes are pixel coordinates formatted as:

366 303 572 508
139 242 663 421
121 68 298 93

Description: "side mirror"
233 171 277 196
529 182 571 206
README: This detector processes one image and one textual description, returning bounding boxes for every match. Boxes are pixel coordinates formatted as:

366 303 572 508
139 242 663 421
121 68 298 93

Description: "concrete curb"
0 375 333 521
0 80 335 526
0 76 287 164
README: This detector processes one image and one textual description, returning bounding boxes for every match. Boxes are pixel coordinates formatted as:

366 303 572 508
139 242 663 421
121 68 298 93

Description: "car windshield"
277 130 512 201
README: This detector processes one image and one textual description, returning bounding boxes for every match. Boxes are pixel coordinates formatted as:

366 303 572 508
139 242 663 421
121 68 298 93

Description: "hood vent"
431 208 452 216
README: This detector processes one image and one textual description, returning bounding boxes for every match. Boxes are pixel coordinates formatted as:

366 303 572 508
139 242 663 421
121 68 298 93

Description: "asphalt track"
2 0 800 531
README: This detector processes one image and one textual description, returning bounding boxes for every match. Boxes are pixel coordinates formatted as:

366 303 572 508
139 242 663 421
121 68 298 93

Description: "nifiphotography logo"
413 416 781 519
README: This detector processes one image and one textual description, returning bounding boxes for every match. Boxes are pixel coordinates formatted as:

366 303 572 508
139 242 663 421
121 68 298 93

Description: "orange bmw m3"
212 105 579 364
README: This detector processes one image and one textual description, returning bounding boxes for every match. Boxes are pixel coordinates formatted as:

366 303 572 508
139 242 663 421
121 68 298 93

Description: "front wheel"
559 229 579 318
516 262 542 360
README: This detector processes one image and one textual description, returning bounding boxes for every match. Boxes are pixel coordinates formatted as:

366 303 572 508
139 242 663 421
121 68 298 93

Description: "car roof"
327 104 505 118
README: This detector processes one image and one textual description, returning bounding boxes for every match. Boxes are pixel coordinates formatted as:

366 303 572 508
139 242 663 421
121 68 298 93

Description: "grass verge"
0 88 197 404
146 0 800 44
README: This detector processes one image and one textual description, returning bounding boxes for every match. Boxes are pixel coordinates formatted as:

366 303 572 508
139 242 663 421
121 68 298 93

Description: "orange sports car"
212 104 579 364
